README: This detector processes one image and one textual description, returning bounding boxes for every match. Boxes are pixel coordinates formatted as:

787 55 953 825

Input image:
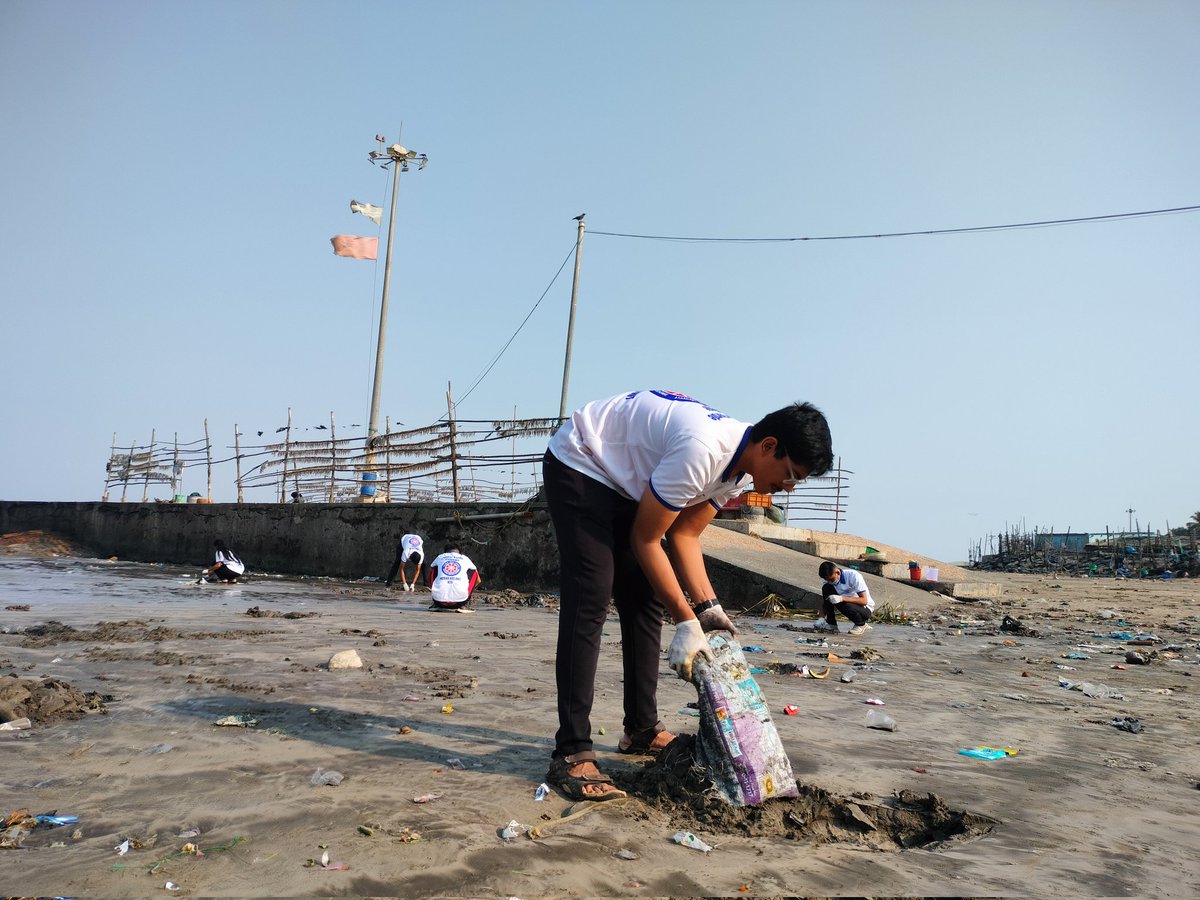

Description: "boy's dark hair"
818 560 837 579
445 543 461 553
749 402 833 477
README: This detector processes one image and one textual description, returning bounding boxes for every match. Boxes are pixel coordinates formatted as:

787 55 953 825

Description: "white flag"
350 200 382 225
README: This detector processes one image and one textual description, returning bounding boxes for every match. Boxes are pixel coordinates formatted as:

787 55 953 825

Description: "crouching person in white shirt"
815 561 875 635
427 544 480 612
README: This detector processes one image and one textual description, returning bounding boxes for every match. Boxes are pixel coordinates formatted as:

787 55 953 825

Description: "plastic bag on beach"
691 632 799 807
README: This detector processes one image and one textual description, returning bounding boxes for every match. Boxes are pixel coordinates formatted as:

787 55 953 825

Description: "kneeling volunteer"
427 544 480 610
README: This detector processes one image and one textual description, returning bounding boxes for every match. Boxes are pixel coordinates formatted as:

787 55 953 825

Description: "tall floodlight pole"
558 214 586 423
365 137 428 452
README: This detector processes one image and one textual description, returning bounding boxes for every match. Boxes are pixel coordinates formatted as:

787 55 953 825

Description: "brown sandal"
617 722 676 755
545 752 627 802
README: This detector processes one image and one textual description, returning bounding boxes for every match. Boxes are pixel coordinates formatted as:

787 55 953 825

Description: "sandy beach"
1 545 1197 898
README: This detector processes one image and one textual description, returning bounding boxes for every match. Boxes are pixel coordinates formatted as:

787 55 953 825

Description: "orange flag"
330 235 378 260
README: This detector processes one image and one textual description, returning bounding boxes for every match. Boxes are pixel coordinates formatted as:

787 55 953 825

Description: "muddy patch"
0 530 88 558
82 647 206 666
0 674 110 725
245 606 319 619
395 663 478 699
19 620 274 648
482 631 536 640
614 735 997 850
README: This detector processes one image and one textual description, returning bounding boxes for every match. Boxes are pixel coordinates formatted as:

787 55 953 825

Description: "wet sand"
1 551 1197 898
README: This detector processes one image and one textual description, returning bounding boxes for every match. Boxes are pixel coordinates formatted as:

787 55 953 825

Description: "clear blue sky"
2 1 1197 562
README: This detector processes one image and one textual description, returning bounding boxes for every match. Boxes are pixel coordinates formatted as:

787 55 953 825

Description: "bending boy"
542 389 833 801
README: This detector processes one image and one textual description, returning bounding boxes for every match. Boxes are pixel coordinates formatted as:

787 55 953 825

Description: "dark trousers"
821 583 871 626
543 450 663 758
385 548 422 586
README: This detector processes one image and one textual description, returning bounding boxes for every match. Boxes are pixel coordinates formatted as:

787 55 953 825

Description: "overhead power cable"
453 242 578 411
589 204 1200 244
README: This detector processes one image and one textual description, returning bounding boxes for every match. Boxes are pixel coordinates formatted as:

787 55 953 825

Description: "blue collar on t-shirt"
720 426 753 483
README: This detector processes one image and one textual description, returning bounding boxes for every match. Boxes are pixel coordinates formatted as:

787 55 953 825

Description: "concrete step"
709 519 1002 601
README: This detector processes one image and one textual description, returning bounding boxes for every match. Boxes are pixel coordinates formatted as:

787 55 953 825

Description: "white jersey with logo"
429 551 477 603
830 568 875 612
400 534 424 562
215 548 245 576
547 389 753 512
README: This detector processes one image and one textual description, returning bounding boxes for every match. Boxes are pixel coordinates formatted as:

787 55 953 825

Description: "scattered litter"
115 839 131 856
1109 717 1143 734
143 743 174 754
850 646 883 661
1059 679 1125 700
412 793 442 803
827 653 849 663
402 695 422 702
305 849 350 870
742 646 766 653
441 704 454 714
677 707 701 717
500 820 530 841
165 881 180 891
1112 664 1127 670
1054 664 1076 671
0 718 32 731
357 824 374 836
783 705 799 716
1125 650 1151 666
445 758 466 770
213 715 258 728
34 814 78 827
840 670 855 683
310 768 344 786
864 698 886 706
865 710 897 731
534 783 550 801
176 828 200 839
959 746 1018 760
613 848 639 860
800 665 830 679
672 830 713 853
1063 652 1090 660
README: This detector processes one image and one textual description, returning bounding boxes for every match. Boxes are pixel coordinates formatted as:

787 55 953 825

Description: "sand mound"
615 735 997 850
0 674 109 725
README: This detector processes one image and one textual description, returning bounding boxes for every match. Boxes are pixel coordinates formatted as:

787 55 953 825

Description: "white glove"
668 619 713 682
695 601 738 635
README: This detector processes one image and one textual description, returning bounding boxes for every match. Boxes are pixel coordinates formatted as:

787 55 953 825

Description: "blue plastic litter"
741 646 766 653
34 814 79 827
959 747 1016 761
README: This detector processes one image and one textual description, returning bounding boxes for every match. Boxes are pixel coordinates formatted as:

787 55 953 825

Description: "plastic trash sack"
690 631 799 807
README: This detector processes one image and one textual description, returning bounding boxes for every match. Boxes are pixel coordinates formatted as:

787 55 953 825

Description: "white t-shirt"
400 534 424 562
429 551 477 603
215 548 245 576
829 568 875 611
547 389 753 512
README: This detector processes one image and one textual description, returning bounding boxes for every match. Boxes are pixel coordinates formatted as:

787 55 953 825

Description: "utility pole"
1125 507 1136 534
363 135 428 489
446 381 460 503
558 214 586 423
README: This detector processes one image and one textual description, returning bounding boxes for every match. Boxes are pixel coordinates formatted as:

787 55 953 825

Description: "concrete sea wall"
0 501 560 590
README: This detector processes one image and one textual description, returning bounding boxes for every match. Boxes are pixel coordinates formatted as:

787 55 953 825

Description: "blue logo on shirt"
647 390 729 421
441 560 462 576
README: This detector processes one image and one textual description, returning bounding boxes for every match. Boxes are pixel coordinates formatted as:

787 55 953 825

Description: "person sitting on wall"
427 543 480 612
202 539 245 583
813 560 874 635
